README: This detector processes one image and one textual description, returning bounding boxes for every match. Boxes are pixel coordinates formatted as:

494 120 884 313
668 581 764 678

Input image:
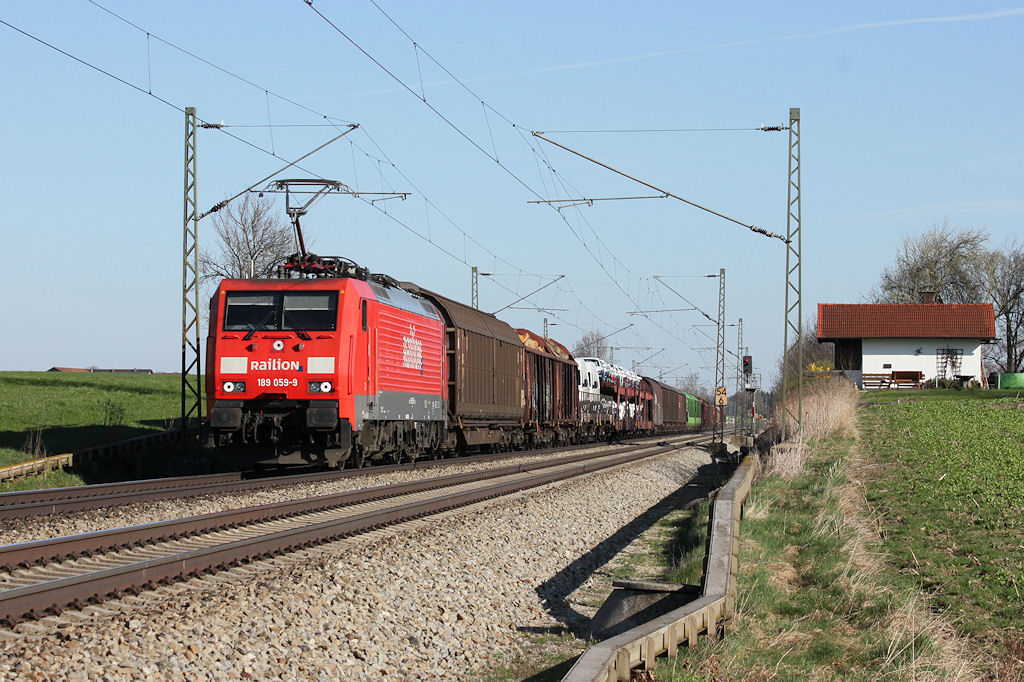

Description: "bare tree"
978 240 1024 373
869 221 987 304
572 330 609 360
774 317 834 394
199 194 294 282
673 372 710 401
869 223 1024 373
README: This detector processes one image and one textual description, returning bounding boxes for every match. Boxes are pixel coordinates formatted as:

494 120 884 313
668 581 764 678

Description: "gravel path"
0 446 711 681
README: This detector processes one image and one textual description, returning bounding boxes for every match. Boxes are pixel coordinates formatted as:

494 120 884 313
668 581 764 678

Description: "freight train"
206 258 708 468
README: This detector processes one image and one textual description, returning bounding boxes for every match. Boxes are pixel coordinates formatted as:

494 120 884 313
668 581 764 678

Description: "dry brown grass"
765 377 984 678
763 440 808 480
765 377 859 481
833 440 984 679
780 375 860 441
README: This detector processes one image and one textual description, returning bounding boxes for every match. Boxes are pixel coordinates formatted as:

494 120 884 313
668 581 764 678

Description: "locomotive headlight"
309 381 333 393
222 381 246 393
272 339 285 351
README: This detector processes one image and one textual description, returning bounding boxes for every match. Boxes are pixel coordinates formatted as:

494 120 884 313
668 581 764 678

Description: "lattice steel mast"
181 107 202 454
713 267 726 445
781 107 802 441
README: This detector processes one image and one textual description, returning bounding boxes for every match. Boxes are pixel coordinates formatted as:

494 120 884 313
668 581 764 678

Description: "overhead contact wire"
85 0 560 304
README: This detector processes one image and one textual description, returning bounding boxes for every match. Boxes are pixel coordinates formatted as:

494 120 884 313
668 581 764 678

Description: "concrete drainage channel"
563 455 756 682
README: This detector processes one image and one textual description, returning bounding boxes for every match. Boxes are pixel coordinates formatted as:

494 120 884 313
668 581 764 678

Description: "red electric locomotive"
206 264 447 467
204 185 710 470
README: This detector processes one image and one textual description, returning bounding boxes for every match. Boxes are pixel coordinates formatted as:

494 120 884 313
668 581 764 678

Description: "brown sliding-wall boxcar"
650 379 688 431
516 329 580 446
642 377 662 431
401 283 525 451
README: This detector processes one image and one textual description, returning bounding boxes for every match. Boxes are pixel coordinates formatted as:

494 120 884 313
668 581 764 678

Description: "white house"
817 302 996 388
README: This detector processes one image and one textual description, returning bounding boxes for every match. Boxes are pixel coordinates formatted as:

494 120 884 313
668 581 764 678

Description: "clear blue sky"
2 2 1021 389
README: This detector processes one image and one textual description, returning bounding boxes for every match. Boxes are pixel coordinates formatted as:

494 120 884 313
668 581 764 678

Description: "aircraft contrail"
526 7 1024 75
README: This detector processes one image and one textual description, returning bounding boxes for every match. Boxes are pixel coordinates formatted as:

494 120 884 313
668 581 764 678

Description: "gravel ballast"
0 446 711 680
0 445 629 546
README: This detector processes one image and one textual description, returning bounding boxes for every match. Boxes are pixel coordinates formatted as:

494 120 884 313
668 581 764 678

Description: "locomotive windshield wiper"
243 308 278 340
283 310 312 340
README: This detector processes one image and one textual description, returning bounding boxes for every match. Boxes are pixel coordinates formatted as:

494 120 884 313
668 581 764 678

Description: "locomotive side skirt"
354 393 446 428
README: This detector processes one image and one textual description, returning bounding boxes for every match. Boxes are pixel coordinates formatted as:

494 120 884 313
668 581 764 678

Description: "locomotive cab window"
223 293 278 331
223 291 338 332
282 293 338 331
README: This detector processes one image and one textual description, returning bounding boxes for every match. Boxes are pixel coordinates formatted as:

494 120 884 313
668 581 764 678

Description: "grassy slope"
654 436 965 680
0 371 183 468
654 388 1023 680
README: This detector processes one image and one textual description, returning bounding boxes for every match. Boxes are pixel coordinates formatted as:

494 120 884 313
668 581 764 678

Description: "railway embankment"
635 382 1023 680
0 444 711 679
0 371 193 490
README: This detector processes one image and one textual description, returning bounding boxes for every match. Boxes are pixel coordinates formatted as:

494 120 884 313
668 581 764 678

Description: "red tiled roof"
817 303 995 340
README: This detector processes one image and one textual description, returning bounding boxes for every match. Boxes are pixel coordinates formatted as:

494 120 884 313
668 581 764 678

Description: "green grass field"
859 389 1024 645
0 371 185 469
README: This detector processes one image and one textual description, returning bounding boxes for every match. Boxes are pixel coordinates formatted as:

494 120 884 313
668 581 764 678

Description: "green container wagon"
685 394 701 428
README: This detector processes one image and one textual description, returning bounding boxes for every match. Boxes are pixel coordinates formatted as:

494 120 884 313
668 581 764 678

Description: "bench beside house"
817 300 996 390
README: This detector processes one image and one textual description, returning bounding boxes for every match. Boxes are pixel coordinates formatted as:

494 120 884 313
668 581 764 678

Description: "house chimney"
919 290 937 304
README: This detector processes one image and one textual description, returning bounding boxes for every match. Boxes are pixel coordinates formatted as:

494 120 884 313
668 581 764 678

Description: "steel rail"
0 473 242 506
0 433 705 520
0 442 667 570
0 441 686 626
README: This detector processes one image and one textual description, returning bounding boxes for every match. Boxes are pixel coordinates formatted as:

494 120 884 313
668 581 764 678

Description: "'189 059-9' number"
257 378 298 388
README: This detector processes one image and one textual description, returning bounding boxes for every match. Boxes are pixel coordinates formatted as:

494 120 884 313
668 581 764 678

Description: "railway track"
0 437 704 627
0 433 709 520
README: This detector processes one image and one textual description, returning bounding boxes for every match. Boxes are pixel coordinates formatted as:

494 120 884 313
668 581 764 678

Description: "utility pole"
734 317 743 435
471 266 479 309
713 267 726 447
743 345 750 435
543 317 549 340
781 107 802 441
181 106 202 456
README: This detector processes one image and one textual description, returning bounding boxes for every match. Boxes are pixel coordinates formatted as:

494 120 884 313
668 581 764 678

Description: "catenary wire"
8 8 712 375
82 0 578 309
